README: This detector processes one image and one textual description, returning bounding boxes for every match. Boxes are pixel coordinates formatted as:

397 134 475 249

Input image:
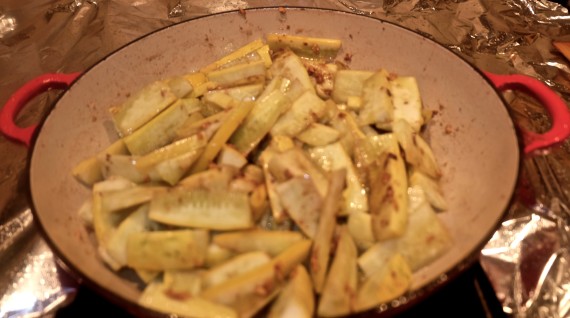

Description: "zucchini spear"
201 240 312 318
310 169 346 294
229 86 291 155
126 229 209 271
213 230 304 257
139 281 237 318
149 189 253 231
317 226 358 317
110 81 177 137
268 265 315 318
266 33 342 60
190 100 254 173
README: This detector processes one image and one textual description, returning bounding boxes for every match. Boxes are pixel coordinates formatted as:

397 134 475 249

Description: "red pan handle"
484 72 570 155
0 73 81 147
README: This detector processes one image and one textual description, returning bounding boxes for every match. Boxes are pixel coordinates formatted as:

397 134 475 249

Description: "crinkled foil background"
1 0 570 317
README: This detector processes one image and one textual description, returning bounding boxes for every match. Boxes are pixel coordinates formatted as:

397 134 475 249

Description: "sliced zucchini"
149 189 252 230
163 269 203 297
296 123 340 147
100 185 165 213
266 33 342 60
205 244 235 268
167 76 193 98
176 110 227 140
393 119 442 179
206 60 266 88
72 139 128 186
355 253 412 312
332 70 373 103
91 177 134 246
178 165 237 191
201 39 265 73
270 90 327 137
126 229 209 271
270 50 315 94
347 211 375 251
310 169 346 294
358 69 394 127
268 265 315 318
190 101 254 173
267 147 329 198
391 76 424 131
357 193 452 274
367 147 409 241
317 227 358 317
409 170 448 211
201 240 311 318
229 88 291 155
202 251 271 289
122 98 202 155
216 144 248 169
110 80 177 137
213 230 304 257
274 176 323 239
100 154 148 184
104 205 151 270
307 142 368 216
135 134 207 173
139 281 237 318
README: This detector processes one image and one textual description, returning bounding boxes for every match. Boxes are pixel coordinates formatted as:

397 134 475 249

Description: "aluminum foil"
2 0 570 317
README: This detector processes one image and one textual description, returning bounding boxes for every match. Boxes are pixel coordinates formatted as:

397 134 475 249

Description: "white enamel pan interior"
28 7 519 316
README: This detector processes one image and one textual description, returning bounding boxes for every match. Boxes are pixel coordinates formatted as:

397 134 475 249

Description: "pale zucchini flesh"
122 98 202 155
104 205 151 269
162 269 203 297
310 169 346 294
149 189 252 230
317 227 358 317
270 50 315 94
358 69 394 127
72 139 128 186
213 230 304 257
268 265 315 318
101 154 148 184
296 123 340 146
201 240 311 318
202 251 271 290
110 80 177 137
357 187 452 274
307 142 368 216
190 101 254 173
391 76 424 132
355 253 412 312
270 90 327 137
126 229 209 271
274 176 323 239
139 281 237 318
393 119 442 179
229 88 291 155
267 148 329 198
332 70 373 103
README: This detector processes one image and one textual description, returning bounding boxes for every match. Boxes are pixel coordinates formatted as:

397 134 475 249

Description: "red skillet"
2 7 570 317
